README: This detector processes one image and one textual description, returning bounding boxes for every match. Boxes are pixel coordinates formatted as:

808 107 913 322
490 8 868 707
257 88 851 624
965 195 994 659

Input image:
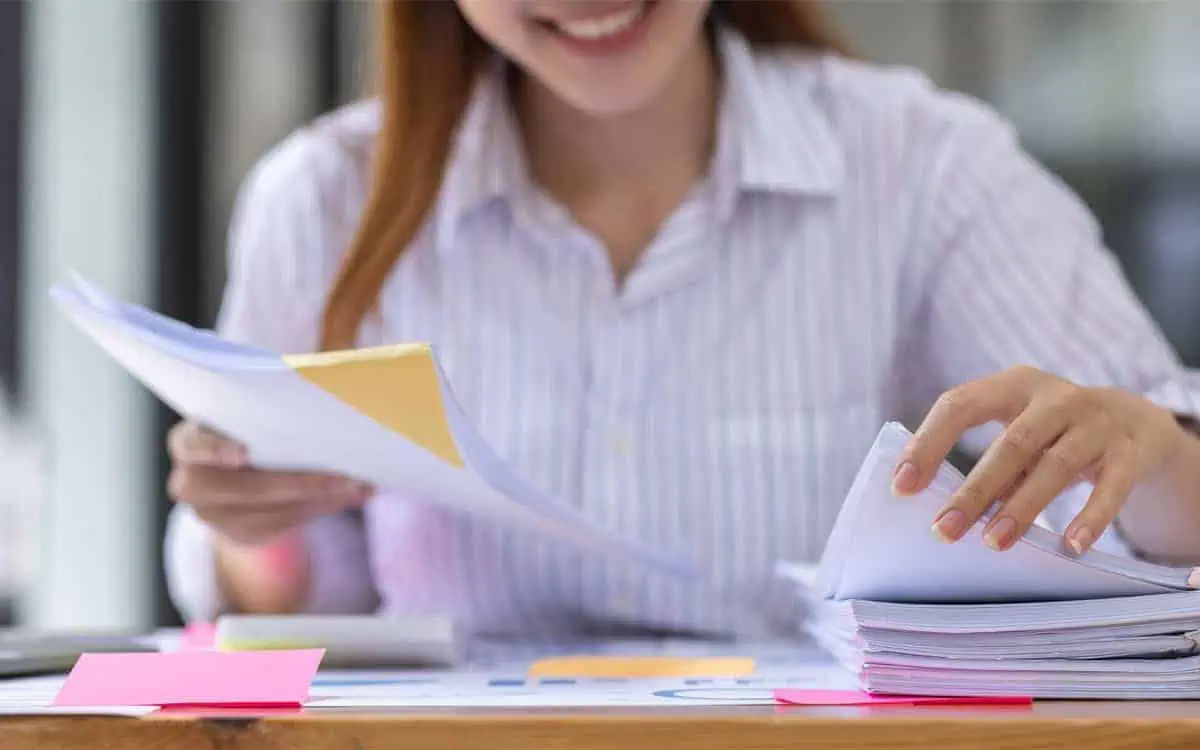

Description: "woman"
165 0 1200 636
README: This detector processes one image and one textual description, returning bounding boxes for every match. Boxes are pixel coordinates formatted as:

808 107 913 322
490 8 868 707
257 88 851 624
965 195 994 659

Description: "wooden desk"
4 702 1200 750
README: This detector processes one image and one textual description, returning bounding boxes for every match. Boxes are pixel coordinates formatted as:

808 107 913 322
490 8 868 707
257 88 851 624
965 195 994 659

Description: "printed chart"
308 641 856 708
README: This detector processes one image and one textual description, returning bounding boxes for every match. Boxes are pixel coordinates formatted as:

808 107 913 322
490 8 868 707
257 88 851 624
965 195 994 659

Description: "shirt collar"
434 56 531 251
713 23 843 198
433 23 843 251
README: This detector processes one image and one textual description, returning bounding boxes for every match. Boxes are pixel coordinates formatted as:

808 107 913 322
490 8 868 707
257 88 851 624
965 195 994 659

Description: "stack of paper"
783 421 1200 699
49 276 693 578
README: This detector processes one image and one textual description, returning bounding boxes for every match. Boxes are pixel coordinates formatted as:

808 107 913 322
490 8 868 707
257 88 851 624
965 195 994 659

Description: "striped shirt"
165 24 1200 637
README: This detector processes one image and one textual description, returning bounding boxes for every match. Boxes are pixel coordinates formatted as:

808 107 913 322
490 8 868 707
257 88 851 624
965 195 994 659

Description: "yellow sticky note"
284 344 463 467
528 656 756 679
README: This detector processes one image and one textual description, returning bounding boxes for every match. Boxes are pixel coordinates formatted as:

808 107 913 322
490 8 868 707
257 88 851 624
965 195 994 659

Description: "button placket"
580 282 645 535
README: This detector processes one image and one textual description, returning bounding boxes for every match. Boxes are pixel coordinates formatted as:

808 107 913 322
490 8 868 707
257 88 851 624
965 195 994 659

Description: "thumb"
169 421 246 467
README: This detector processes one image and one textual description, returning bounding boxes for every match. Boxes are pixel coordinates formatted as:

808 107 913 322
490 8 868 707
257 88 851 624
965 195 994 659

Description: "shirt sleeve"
902 95 1200 551
163 131 379 622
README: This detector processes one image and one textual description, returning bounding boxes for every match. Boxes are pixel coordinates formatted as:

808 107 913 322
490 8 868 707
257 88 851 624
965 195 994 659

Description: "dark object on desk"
0 631 156 677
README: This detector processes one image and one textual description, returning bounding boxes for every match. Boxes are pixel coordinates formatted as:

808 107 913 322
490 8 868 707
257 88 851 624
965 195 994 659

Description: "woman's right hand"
166 420 374 546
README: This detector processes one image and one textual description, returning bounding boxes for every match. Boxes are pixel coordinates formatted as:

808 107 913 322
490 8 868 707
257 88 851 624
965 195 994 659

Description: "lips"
551 1 647 41
532 0 655 44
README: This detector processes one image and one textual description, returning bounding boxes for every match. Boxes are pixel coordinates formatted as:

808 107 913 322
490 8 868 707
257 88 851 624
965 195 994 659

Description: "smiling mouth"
535 1 656 43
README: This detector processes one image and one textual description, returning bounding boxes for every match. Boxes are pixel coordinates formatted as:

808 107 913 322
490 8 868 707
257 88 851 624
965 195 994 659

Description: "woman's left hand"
892 365 1189 555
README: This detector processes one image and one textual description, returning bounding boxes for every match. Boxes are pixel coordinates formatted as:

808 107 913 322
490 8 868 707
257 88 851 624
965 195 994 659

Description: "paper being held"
788 422 1200 701
49 276 695 579
798 422 1193 604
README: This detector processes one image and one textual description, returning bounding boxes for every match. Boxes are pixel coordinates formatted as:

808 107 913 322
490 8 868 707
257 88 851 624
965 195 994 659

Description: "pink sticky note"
773 689 1032 707
53 649 324 708
153 705 306 718
179 622 217 651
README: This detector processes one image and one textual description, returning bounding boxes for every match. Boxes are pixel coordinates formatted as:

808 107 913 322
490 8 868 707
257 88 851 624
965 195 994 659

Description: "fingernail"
892 462 919 494
1067 525 1094 556
984 516 1018 551
1189 568 1200 589
931 509 968 542
220 445 245 466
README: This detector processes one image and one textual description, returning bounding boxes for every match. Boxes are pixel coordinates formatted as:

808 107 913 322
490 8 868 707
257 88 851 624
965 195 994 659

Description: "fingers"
166 419 377 546
910 371 1166 557
167 421 246 468
932 409 1072 543
1064 439 1139 555
167 417 375 546
981 425 1108 551
896 368 1041 495
168 465 372 509
195 503 317 547
169 465 373 547
932 467 1025 543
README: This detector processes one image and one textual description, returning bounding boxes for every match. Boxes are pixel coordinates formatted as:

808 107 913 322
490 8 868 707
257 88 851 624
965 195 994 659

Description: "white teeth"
553 3 645 41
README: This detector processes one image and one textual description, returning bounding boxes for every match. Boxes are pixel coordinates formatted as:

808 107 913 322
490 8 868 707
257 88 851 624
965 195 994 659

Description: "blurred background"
0 0 1198 632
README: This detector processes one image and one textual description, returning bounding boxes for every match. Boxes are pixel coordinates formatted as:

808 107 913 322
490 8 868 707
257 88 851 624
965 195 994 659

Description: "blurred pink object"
180 622 217 650
53 649 324 708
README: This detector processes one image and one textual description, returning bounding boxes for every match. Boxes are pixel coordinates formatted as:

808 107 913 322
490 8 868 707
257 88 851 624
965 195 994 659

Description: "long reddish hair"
321 1 847 350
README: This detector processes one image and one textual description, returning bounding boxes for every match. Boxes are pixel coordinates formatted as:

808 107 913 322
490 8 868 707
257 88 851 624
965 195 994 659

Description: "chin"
512 0 710 118
534 38 703 119
551 80 668 118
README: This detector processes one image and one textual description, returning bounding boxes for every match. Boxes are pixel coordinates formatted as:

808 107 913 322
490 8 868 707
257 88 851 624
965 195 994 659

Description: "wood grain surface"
4 703 1200 750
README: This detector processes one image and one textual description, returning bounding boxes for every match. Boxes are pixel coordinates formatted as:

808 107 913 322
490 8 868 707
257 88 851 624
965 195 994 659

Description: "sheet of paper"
305 656 857 708
0 706 157 716
0 676 154 716
773 689 1032 707
809 421 1184 603
528 656 755 679
862 664 1200 700
308 670 850 708
51 277 696 579
285 346 464 467
53 649 324 708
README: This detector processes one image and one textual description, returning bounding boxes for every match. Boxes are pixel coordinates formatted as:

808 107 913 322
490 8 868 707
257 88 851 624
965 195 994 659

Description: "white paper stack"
49 275 695 578
782 421 1200 699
